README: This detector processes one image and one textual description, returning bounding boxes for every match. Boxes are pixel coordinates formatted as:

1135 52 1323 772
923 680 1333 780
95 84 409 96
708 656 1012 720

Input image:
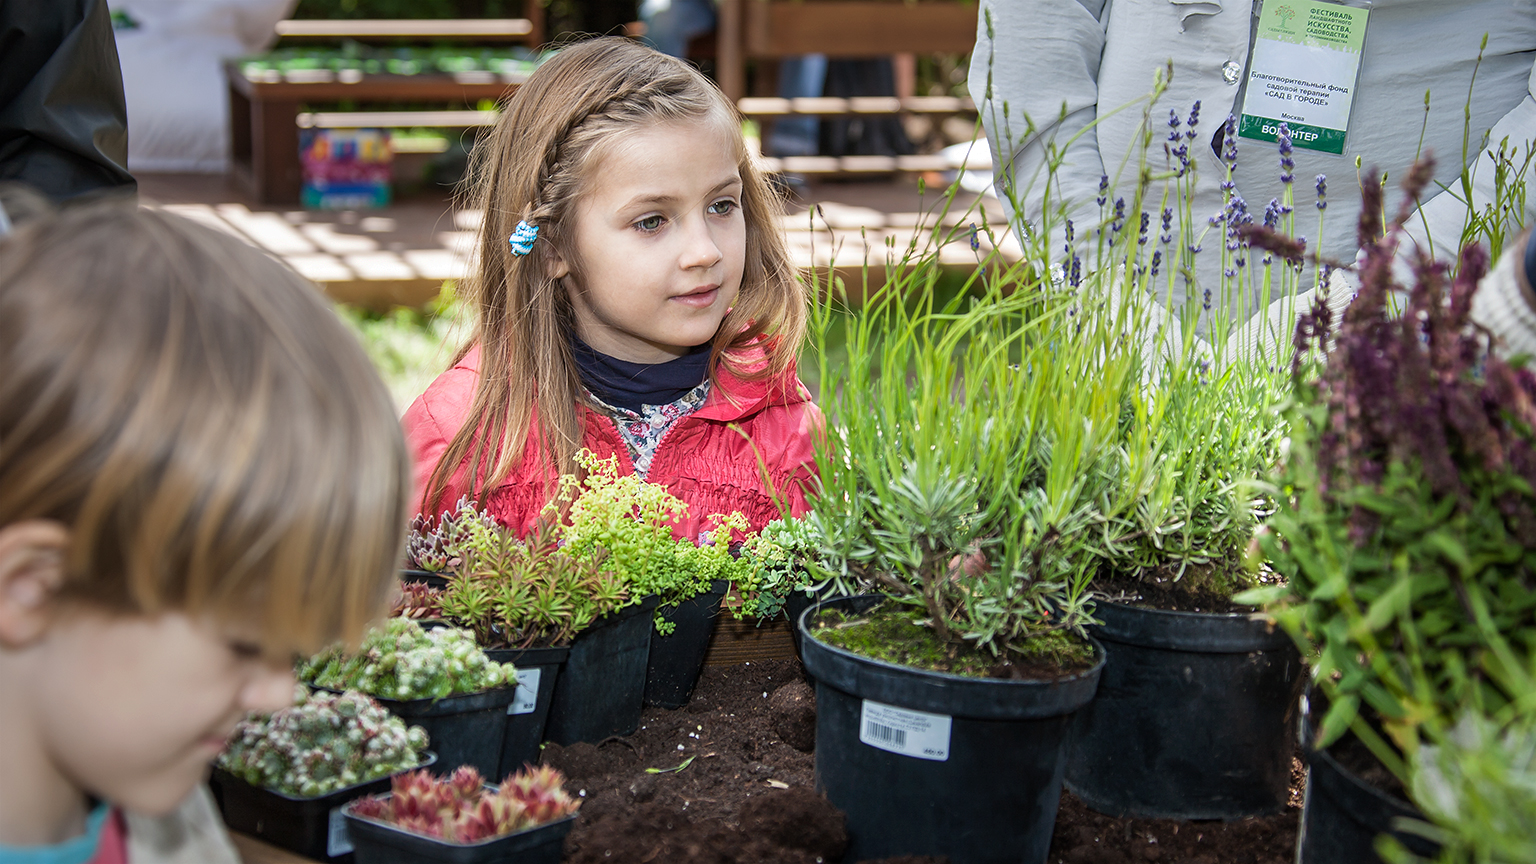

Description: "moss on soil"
813 602 1095 679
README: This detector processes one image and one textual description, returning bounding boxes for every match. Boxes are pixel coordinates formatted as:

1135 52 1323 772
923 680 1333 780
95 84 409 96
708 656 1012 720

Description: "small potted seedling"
211 687 433 862
551 452 751 712
300 618 519 779
344 765 580 864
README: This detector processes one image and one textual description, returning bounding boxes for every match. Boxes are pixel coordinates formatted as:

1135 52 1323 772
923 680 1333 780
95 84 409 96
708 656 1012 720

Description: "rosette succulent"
349 764 581 844
299 618 517 701
218 687 429 798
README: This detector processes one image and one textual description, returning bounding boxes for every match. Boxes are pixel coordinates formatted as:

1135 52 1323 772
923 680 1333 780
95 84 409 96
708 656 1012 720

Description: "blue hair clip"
509 221 539 256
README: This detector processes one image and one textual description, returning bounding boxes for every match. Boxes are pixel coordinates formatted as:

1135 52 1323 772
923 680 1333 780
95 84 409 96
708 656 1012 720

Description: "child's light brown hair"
425 36 806 514
0 203 411 657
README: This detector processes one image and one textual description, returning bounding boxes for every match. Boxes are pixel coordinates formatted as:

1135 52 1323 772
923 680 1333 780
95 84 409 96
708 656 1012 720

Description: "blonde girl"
0 203 410 862
406 37 818 539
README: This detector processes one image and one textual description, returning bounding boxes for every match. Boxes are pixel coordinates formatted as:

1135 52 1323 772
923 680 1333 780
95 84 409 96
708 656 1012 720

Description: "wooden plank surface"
231 832 315 864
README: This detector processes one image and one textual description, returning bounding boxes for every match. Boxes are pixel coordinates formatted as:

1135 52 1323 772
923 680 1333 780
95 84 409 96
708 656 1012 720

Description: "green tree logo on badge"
1272 5 1297 29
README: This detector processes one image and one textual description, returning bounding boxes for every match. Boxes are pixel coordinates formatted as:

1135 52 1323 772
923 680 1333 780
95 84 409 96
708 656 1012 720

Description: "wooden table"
225 65 521 205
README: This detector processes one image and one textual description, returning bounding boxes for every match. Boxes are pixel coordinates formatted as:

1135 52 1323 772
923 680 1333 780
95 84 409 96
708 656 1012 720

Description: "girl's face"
28 608 295 816
556 118 747 364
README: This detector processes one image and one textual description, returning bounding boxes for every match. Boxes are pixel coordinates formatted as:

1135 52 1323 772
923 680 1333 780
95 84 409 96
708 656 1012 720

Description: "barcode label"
858 700 951 761
864 721 907 748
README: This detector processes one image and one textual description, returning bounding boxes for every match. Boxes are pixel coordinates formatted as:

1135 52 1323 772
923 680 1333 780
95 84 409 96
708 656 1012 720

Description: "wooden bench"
715 0 979 101
227 13 541 205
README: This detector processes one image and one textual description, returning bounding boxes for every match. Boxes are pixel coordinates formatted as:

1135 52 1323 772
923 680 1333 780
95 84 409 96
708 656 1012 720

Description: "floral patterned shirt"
587 379 712 479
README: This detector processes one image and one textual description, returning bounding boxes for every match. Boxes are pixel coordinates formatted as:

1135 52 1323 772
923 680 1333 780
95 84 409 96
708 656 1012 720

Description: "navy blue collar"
572 339 711 413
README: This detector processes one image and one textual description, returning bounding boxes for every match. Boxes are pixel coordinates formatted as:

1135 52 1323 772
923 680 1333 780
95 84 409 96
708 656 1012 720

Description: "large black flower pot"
800 595 1104 864
543 594 660 745
1296 690 1439 863
1063 600 1304 819
484 645 569 778
644 580 729 709
210 753 436 862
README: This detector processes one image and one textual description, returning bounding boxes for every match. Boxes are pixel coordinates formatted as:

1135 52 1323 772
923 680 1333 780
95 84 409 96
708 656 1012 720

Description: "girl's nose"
241 663 297 714
679 217 723 270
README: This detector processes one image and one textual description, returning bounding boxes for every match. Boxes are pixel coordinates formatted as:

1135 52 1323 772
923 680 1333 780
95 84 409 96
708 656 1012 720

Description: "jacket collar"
456 343 809 424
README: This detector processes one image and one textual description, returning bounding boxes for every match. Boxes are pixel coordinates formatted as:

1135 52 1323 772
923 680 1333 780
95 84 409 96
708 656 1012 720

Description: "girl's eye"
635 215 665 232
708 199 738 216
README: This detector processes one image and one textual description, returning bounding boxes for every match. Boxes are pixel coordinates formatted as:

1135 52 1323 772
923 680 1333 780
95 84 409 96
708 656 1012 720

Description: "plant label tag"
1237 0 1370 154
509 667 541 715
327 806 353 856
859 700 951 761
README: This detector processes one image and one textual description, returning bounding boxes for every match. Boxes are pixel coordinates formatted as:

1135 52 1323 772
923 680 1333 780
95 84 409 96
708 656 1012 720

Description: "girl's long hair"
424 37 804 515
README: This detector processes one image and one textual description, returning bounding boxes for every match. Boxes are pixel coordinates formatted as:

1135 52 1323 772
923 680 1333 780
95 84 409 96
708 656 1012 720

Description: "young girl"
406 37 818 539
0 204 411 862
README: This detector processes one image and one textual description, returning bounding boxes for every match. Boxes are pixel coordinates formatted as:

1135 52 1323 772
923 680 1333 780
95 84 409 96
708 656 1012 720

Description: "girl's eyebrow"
621 177 743 210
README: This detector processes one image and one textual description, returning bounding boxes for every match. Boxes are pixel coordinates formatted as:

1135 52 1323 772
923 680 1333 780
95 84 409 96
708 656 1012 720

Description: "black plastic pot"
800 595 1104 864
1296 691 1439 863
209 753 436 862
544 594 660 745
1063 600 1304 819
373 688 517 780
484 645 569 778
400 569 448 590
785 589 815 655
644 580 729 709
345 801 574 864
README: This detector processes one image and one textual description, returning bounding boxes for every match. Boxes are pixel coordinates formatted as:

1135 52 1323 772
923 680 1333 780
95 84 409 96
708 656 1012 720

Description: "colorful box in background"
300 129 392 209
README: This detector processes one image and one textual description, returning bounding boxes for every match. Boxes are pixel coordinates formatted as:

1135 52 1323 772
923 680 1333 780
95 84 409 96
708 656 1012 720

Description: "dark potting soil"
1327 730 1408 800
1093 572 1278 615
811 603 1097 679
544 657 1300 864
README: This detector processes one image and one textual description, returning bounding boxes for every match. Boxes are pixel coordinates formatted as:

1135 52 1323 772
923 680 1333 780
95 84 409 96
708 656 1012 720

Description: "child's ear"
0 520 69 647
548 248 570 281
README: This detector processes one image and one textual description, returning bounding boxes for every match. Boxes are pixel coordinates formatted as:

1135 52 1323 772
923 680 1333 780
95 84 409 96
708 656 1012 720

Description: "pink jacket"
402 345 822 541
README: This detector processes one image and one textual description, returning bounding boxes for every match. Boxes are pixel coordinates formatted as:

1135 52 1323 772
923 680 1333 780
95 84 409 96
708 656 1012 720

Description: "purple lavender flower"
1263 198 1281 229
1065 219 1075 244
1222 114 1239 169
1203 287 1212 311
969 223 980 251
1316 174 1328 210
1138 211 1150 245
1278 124 1295 185
1159 207 1173 244
1167 109 1182 143
1096 174 1109 207
1185 100 1201 140
1151 248 1162 276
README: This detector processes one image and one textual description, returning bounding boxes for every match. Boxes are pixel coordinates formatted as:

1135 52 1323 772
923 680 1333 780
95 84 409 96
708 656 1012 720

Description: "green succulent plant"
218 686 429 798
299 618 517 701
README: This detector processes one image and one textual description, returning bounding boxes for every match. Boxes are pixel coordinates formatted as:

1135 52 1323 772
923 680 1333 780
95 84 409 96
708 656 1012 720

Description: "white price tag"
508 667 541 715
859 700 952 762
326 805 353 857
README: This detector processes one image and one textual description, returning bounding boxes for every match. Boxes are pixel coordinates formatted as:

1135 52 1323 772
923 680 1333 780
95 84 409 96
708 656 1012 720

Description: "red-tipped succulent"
348 765 581 844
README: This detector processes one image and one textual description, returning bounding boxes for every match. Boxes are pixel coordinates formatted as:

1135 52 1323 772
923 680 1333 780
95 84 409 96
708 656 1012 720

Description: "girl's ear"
0 520 69 648
547 248 571 281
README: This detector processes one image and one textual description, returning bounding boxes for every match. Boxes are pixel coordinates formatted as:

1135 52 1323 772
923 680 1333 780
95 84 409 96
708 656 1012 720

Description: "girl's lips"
670 286 720 308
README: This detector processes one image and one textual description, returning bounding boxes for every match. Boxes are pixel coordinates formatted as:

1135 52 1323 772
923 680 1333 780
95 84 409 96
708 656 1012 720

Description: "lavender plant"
218 687 429 798
1238 158 1536 780
299 618 518 701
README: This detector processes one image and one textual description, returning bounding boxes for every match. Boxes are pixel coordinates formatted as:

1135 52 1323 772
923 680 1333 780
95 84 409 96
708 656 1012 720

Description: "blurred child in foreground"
0 203 410 863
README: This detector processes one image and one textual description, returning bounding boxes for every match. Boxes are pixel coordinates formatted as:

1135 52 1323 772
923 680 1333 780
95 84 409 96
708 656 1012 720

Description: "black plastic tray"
210 753 436 862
